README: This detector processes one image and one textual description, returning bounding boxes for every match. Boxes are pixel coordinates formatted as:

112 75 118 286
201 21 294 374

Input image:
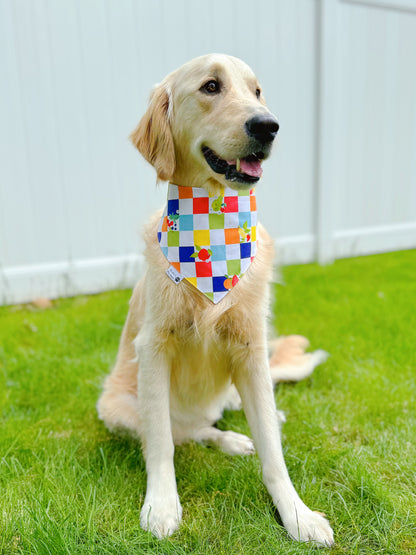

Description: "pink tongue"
240 158 263 177
227 158 263 177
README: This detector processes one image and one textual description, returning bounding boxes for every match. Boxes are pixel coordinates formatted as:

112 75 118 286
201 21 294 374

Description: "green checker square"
167 230 180 247
204 292 214 302
209 213 225 230
227 259 241 275
238 189 250 196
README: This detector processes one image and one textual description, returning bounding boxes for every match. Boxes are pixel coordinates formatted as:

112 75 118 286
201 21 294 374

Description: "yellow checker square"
251 225 257 242
186 276 198 288
193 229 210 247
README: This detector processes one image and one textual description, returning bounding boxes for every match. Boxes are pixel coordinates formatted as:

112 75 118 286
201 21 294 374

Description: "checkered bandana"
157 183 257 304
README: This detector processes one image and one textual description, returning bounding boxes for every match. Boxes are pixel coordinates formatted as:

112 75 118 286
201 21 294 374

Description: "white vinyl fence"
1 0 415 305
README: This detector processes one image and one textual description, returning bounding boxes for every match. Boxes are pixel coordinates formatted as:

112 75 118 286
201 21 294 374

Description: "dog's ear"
130 84 175 182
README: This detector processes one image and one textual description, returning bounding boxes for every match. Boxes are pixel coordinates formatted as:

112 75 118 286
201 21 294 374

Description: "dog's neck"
157 183 257 304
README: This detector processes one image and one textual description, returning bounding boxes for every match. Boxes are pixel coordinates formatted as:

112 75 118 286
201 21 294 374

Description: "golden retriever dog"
97 54 334 546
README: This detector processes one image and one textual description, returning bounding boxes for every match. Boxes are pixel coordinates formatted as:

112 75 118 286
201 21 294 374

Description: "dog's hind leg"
190 426 255 456
220 335 327 417
97 379 142 438
268 335 328 385
97 281 144 438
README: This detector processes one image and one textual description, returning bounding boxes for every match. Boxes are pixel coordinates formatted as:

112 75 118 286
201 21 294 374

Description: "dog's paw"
140 492 183 539
218 430 256 456
282 502 334 547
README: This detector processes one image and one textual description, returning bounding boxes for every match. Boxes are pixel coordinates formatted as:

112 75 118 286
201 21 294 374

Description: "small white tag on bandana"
166 265 184 284
157 183 257 304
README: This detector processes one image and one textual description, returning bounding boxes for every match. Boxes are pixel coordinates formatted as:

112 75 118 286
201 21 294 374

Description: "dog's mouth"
201 147 265 184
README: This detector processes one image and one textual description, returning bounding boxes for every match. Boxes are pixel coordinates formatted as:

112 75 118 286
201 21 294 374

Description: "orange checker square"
171 261 181 272
161 216 168 232
177 185 194 199
224 228 241 244
250 194 257 211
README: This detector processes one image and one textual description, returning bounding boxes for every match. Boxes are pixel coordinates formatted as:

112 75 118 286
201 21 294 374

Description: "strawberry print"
167 212 180 231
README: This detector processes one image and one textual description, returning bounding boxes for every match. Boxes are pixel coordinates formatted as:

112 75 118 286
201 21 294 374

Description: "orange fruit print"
223 278 232 290
223 275 239 289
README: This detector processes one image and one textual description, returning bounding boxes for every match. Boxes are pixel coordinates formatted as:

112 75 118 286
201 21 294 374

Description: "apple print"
190 245 212 261
198 248 210 261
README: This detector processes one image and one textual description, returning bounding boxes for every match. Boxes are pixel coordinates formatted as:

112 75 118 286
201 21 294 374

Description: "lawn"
0 250 415 554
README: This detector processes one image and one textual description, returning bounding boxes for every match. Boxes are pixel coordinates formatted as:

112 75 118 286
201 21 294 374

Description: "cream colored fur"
97 54 334 546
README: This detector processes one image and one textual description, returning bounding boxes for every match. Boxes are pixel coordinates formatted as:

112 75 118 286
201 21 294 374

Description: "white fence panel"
318 0 416 261
0 0 415 305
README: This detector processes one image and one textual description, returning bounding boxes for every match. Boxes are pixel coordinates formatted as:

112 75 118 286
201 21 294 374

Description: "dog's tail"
268 335 328 385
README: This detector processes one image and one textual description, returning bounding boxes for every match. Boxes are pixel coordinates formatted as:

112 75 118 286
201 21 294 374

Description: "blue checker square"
210 244 226 261
179 214 194 231
213 276 228 292
167 199 179 217
239 212 251 228
179 246 197 263
240 242 251 259
157 231 162 243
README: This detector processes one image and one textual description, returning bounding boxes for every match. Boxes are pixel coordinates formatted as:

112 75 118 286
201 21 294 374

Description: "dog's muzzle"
202 114 279 185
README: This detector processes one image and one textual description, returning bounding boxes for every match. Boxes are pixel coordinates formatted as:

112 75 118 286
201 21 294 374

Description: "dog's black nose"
245 114 279 144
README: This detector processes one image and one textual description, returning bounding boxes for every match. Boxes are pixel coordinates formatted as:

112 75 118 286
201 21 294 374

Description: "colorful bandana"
157 183 257 303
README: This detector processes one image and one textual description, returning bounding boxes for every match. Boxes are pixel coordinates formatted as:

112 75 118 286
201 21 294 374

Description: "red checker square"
195 261 212 277
223 196 238 213
193 197 209 213
178 186 194 199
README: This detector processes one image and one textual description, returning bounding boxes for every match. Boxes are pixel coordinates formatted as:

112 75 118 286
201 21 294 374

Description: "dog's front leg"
135 330 182 539
233 339 334 547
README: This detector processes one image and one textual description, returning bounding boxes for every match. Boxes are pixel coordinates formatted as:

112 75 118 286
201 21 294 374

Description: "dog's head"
131 54 279 192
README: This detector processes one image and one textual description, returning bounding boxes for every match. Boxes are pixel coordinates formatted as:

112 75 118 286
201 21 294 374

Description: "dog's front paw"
282 502 334 547
140 492 183 539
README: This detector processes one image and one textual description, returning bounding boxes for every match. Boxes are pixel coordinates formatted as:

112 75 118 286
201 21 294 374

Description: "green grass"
1 250 415 554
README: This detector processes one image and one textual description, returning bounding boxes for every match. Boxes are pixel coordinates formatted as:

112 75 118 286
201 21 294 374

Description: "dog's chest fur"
138 213 274 422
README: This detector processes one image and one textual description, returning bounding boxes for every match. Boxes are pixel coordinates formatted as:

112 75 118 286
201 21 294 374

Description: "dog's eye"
201 80 220 94
256 88 261 99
